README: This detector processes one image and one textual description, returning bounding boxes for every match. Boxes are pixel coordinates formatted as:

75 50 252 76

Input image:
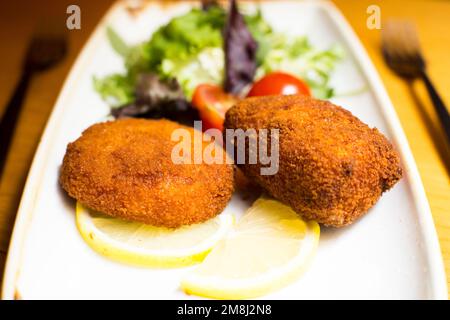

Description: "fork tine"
382 20 401 60
382 19 426 78
382 19 450 151
399 21 420 56
383 20 422 59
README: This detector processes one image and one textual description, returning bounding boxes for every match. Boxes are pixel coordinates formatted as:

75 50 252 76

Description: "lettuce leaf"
93 74 134 107
161 47 224 99
106 27 131 58
145 6 225 73
95 3 343 107
256 36 344 99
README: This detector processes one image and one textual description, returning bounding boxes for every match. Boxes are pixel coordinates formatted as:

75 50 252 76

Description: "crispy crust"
224 95 402 227
60 118 234 228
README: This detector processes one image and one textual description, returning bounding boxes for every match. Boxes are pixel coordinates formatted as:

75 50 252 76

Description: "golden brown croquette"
60 118 234 228
224 95 402 227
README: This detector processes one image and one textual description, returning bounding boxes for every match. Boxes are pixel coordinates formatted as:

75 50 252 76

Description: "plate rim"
322 1 447 299
2 0 447 299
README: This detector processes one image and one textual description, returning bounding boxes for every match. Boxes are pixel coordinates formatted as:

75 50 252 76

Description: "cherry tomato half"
247 72 311 97
191 84 237 131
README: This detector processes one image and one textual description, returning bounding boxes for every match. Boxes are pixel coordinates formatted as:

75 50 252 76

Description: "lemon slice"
76 202 233 268
181 198 320 299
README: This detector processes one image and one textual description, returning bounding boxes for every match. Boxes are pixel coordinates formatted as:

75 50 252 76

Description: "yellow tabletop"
0 0 449 297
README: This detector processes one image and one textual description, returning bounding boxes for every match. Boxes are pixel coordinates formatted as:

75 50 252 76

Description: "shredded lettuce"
243 9 273 64
106 26 131 58
93 74 134 107
256 36 344 99
94 4 343 106
95 7 228 103
145 6 225 72
144 6 271 98
93 28 144 107
161 47 224 99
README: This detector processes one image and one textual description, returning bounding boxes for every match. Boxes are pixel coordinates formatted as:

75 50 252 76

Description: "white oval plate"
2 0 447 299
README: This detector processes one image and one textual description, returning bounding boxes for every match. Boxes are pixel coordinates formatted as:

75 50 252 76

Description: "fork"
0 33 67 179
382 20 450 146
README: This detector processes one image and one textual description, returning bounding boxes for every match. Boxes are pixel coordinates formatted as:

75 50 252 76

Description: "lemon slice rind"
76 202 234 268
181 200 320 299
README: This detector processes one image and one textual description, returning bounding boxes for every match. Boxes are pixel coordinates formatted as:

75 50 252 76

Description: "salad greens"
256 36 344 98
94 2 343 108
110 73 197 125
94 73 134 106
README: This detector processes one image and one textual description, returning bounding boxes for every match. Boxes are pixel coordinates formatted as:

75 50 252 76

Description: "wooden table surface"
0 0 449 297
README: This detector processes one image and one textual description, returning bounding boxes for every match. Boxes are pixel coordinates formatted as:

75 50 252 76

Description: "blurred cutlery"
0 32 67 179
382 20 450 147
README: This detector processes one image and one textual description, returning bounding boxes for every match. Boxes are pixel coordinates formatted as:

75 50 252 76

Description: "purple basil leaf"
223 0 258 94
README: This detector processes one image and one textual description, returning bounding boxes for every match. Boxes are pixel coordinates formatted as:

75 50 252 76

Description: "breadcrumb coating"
60 118 234 228
224 95 402 227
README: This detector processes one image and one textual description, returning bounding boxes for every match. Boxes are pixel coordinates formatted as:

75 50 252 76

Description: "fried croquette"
224 95 402 227
60 118 234 228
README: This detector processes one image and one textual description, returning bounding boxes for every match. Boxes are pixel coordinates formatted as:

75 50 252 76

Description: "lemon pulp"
181 197 320 299
76 202 233 268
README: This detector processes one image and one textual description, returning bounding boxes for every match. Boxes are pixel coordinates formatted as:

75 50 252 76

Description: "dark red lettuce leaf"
112 73 200 126
223 0 258 95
